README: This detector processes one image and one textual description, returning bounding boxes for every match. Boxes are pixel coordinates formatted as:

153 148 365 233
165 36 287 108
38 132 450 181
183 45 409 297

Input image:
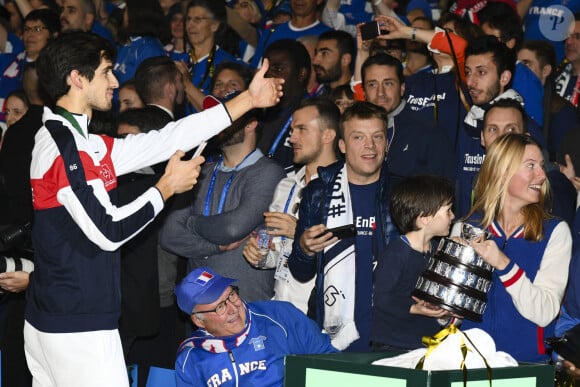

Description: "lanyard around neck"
267 115 292 158
55 106 86 138
190 44 216 91
203 151 255 216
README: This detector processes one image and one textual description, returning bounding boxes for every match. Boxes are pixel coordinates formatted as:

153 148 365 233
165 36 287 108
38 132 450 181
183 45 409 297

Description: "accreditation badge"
274 241 292 282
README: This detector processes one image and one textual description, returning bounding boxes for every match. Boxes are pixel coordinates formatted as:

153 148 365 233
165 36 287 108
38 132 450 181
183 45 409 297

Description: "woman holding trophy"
453 133 572 362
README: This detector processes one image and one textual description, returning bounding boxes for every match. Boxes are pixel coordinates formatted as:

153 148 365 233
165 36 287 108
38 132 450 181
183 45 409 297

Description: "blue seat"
147 367 176 387
128 365 175 387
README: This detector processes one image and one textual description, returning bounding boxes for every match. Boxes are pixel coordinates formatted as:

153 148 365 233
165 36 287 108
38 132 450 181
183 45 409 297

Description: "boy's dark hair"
134 55 179 104
329 84 354 101
338 101 388 140
361 53 404 86
465 35 516 80
390 175 455 234
37 31 116 103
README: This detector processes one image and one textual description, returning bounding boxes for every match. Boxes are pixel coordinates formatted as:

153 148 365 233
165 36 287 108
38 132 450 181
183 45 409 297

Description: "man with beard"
458 35 547 217
160 101 285 303
242 98 339 313
312 30 354 96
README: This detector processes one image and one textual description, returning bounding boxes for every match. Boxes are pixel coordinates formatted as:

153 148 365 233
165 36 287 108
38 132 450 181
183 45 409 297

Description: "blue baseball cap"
175 267 237 314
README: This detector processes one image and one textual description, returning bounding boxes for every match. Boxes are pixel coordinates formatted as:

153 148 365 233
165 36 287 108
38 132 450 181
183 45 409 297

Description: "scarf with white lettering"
554 61 578 106
555 61 572 98
322 164 359 350
463 89 524 128
182 301 252 353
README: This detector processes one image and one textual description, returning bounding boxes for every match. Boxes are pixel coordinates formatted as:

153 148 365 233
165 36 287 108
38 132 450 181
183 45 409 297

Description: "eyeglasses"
194 286 240 316
24 26 48 33
188 16 212 24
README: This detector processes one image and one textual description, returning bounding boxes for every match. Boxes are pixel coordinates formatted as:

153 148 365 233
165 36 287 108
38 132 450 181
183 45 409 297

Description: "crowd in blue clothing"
1 0 580 385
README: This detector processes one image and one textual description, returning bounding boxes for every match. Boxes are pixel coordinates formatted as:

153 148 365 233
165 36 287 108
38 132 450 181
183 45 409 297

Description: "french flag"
195 271 214 286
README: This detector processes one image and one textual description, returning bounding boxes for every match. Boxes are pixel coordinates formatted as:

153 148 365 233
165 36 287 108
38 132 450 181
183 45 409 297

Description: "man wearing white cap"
174 267 337 387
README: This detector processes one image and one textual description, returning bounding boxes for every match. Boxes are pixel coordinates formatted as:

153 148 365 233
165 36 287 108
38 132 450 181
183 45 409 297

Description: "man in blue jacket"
288 101 398 352
174 267 337 387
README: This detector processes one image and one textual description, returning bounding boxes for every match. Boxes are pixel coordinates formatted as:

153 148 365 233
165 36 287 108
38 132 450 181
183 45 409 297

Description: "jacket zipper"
228 350 239 387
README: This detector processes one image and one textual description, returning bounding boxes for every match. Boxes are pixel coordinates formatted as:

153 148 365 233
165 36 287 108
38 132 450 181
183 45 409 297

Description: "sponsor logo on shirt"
355 215 375 236
407 92 447 110
99 163 116 187
463 153 485 172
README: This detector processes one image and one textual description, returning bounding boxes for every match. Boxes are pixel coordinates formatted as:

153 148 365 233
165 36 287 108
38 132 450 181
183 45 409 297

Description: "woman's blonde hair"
467 133 550 241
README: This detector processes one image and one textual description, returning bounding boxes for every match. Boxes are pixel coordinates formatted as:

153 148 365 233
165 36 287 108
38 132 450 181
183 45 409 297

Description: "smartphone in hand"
360 21 389 40
316 224 356 239
191 141 207 159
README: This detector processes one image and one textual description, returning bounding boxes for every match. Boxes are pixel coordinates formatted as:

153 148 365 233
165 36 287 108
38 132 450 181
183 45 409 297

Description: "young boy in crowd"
371 175 455 351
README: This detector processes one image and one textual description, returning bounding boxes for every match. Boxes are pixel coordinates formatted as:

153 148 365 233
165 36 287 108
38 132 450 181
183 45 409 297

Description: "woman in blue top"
454 133 572 362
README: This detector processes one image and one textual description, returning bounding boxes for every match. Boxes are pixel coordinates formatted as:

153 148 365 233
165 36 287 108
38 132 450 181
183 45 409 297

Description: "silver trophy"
413 224 493 322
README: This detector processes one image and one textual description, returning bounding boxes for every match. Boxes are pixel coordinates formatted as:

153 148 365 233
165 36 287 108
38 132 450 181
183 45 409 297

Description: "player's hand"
248 58 284 108
156 151 204 200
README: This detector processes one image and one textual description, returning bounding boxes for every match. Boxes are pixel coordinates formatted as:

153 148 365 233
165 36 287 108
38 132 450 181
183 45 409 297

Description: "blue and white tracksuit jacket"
175 301 337 387
25 105 232 333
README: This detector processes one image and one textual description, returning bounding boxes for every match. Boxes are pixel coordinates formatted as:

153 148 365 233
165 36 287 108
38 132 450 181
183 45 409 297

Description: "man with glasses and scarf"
174 267 336 387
